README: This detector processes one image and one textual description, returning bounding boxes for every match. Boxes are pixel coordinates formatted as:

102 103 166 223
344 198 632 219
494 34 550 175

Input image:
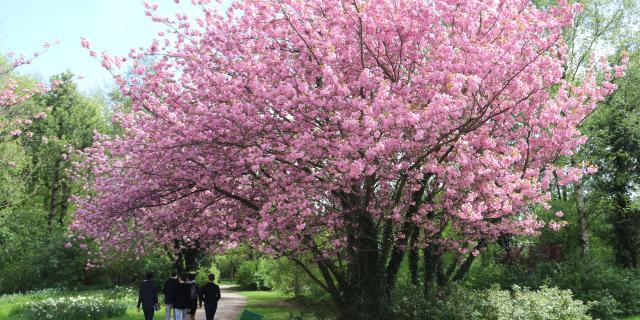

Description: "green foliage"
485 285 593 320
195 259 220 284
0 224 87 293
234 260 273 291
467 255 640 319
551 259 640 319
214 253 243 281
256 259 309 297
0 72 172 294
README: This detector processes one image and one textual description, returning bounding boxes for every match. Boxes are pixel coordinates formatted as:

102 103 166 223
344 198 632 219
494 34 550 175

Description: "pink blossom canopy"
73 0 621 259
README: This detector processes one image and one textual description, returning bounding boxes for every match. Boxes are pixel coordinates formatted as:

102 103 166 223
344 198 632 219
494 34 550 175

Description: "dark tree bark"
58 183 71 226
408 230 420 286
575 178 590 256
47 158 62 230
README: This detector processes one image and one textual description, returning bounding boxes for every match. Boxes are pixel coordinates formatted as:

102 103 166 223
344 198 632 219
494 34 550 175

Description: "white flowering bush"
483 285 594 320
0 288 63 304
392 283 593 320
10 295 127 320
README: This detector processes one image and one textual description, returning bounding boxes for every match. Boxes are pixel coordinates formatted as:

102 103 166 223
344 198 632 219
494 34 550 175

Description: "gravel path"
194 285 247 320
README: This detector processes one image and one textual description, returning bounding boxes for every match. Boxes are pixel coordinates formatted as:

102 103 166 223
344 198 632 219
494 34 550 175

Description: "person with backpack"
186 273 200 320
173 274 191 320
199 274 222 320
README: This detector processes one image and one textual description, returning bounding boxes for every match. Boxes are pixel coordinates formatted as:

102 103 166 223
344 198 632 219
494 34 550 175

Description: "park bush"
195 259 221 284
234 259 274 291
551 259 640 319
467 256 640 319
392 283 592 320
484 285 593 320
10 295 127 320
0 288 64 304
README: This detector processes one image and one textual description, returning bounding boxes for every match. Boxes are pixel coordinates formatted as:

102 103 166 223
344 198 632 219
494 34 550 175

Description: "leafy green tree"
23 72 107 229
582 46 640 267
0 73 110 291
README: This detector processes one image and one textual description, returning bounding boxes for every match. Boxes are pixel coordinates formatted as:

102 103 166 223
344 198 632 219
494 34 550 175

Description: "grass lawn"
235 289 333 320
109 308 165 320
0 301 15 320
236 290 302 320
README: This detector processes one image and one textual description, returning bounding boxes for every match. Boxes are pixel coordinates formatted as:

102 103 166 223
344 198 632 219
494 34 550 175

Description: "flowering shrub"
485 285 593 320
10 295 127 320
392 284 592 320
100 286 137 304
0 288 63 304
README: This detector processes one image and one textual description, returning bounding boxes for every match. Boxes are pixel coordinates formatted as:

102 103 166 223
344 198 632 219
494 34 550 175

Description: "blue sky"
0 0 228 92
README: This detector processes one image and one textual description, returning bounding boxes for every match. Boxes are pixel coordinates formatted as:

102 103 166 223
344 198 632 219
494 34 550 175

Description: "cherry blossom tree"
0 44 58 140
73 0 623 318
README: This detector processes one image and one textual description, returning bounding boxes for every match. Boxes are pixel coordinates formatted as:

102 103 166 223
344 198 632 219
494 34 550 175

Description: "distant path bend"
195 285 246 320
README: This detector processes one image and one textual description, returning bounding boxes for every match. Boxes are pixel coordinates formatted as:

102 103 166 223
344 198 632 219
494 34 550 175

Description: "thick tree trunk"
423 245 440 297
575 179 589 256
338 271 391 320
409 230 420 286
344 213 392 319
314 192 394 320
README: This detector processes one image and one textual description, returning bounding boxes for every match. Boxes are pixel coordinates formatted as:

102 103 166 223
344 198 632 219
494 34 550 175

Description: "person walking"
186 274 200 320
199 274 221 320
173 274 191 320
162 272 179 320
137 272 160 320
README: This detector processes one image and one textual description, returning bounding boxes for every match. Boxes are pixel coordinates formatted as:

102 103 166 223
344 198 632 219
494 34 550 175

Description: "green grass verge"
109 308 165 320
234 289 333 320
235 290 307 320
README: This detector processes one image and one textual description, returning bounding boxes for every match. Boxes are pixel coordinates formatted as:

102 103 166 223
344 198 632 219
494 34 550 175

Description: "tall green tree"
23 72 107 229
582 46 640 267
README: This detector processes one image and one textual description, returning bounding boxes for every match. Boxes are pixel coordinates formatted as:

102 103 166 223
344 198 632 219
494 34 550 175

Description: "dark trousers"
143 306 155 320
204 303 218 320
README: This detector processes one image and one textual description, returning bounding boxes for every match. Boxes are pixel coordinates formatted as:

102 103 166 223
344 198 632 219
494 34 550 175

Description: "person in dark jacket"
162 272 179 320
173 274 191 320
187 274 200 320
137 272 160 320
199 274 222 320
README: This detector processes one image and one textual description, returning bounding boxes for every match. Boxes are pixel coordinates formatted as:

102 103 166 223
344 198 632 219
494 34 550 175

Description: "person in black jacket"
173 274 191 320
199 274 222 320
162 272 179 320
137 272 160 320
187 274 200 320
